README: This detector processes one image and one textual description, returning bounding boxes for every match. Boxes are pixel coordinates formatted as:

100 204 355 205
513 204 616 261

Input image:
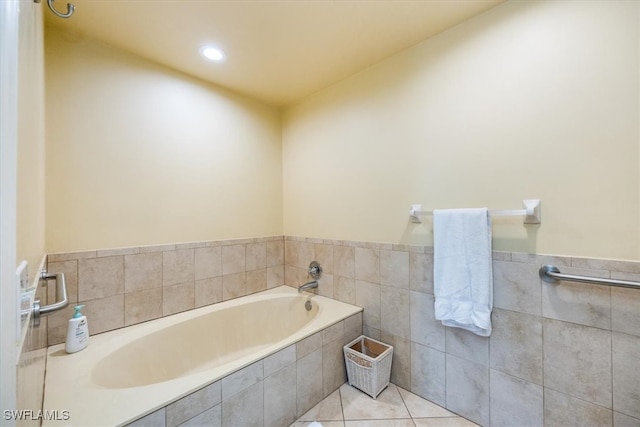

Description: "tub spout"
298 280 318 293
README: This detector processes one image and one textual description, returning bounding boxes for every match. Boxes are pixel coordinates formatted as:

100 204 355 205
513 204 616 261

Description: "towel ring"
34 0 75 19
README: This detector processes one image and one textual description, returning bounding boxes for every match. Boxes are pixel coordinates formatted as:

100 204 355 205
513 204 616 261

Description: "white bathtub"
43 286 362 426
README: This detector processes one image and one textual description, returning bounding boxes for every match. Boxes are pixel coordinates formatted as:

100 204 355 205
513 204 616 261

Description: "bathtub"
42 286 362 426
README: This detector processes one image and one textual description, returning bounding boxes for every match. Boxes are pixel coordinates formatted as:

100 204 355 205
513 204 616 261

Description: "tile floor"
290 383 479 427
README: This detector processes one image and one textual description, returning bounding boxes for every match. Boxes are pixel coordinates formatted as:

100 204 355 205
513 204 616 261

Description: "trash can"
343 335 393 399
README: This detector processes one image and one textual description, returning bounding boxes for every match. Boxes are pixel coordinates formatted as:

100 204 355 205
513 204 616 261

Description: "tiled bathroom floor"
290 383 479 427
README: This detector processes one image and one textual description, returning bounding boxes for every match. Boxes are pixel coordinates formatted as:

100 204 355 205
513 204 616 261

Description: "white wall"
45 27 283 253
283 0 640 260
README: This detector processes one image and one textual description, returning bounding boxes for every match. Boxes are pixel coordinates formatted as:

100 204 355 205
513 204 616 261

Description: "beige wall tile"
195 277 222 308
194 246 222 280
221 382 263 426
78 256 124 300
355 280 381 330
493 261 541 316
611 286 640 337
542 275 611 330
222 272 246 301
221 360 263 400
48 251 96 262
297 348 323 416
296 331 322 360
411 342 446 407
162 282 195 316
222 244 245 275
380 250 409 288
246 268 267 294
572 257 640 274
380 286 410 339
490 370 543 427
124 288 162 326
97 247 139 257
46 304 76 346
410 252 433 294
285 265 307 287
344 312 362 337
490 309 542 385
613 412 640 427
322 339 346 396
381 332 411 390
334 276 356 305
246 242 267 271
264 345 296 377
334 245 355 278
543 319 612 408
445 354 490 426
317 273 334 299
266 239 284 267
264 364 297 427
139 244 176 254
124 252 162 292
82 294 124 335
286 240 315 270
355 247 379 283
410 290 445 351
322 321 344 345
267 265 284 288
445 327 489 366
179 405 220 427
163 249 194 287
166 381 221 427
612 332 640 419
544 388 612 427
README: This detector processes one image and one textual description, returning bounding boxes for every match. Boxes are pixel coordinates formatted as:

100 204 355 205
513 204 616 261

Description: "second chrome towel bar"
539 265 640 290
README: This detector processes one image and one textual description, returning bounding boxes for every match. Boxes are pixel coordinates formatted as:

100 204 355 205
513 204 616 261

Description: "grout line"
339 383 346 422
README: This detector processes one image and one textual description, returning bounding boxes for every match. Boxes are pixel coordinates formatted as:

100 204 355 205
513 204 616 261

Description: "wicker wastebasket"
344 335 393 399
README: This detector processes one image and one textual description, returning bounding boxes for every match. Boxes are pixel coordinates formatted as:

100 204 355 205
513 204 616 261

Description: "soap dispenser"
65 305 89 353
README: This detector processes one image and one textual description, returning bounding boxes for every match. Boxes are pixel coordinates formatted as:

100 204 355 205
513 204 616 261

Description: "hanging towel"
433 208 493 337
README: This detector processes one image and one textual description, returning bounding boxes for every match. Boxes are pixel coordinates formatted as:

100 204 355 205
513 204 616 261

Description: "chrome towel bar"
33 271 69 326
539 265 640 290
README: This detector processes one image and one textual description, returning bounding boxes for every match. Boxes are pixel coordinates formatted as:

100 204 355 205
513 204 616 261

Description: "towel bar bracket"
32 271 69 327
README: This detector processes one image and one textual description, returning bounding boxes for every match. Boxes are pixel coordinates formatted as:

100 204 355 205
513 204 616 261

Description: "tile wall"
126 312 362 427
34 234 640 426
284 236 640 427
45 236 285 346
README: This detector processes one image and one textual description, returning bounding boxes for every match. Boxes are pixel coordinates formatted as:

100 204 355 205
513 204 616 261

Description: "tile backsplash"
45 236 285 346
39 234 640 426
283 236 640 427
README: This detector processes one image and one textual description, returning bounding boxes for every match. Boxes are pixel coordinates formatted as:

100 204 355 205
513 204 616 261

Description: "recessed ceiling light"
199 46 225 62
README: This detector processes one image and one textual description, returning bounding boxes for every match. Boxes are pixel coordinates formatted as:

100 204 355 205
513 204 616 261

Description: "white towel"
433 208 493 337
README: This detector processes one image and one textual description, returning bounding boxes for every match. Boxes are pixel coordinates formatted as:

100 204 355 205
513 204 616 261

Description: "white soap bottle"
65 304 89 353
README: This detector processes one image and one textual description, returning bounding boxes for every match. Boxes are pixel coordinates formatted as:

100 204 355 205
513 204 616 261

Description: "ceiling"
45 0 504 107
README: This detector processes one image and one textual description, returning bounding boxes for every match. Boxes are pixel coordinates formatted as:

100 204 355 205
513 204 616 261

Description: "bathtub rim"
43 285 362 426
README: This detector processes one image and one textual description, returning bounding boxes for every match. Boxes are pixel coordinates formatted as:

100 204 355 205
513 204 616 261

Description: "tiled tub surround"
284 236 640 427
44 286 362 426
126 314 362 427
44 236 285 346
